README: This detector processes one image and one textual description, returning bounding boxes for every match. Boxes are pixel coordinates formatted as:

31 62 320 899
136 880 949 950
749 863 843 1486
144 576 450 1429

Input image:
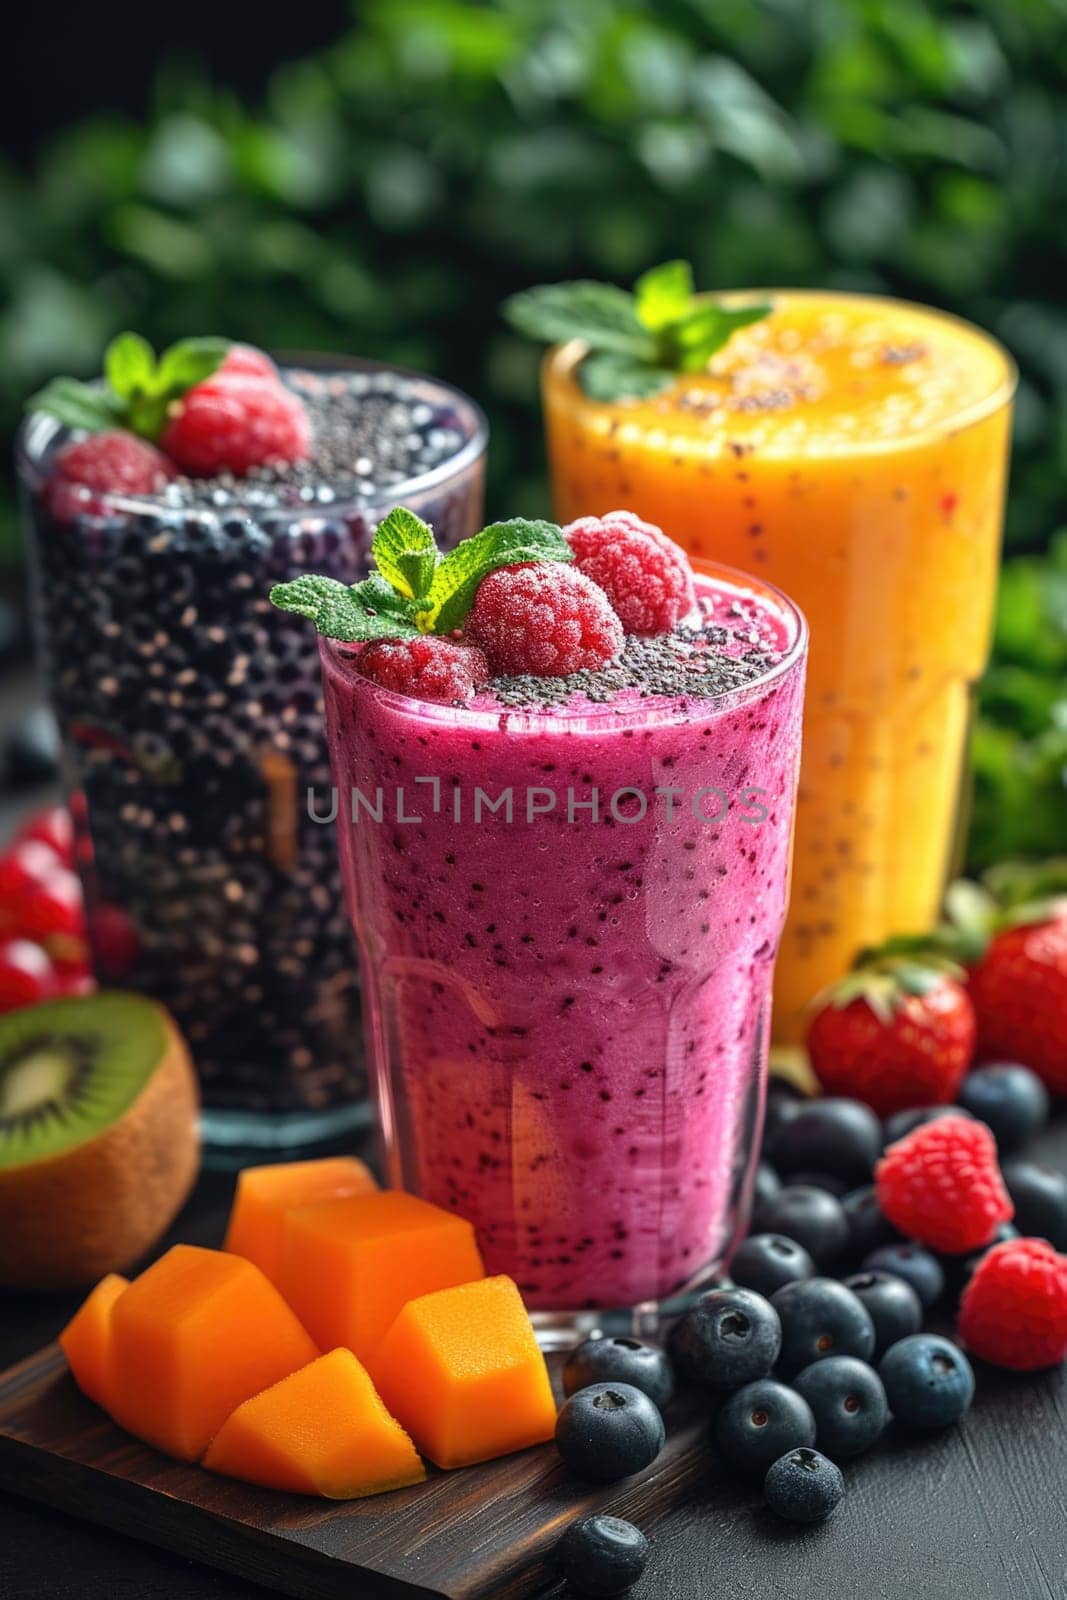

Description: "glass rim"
544 287 1018 449
15 352 490 520
319 557 809 730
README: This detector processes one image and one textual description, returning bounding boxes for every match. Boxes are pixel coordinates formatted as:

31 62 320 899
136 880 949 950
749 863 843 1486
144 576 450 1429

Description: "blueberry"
957 1064 1050 1153
883 1104 973 1145
768 1098 882 1186
556 1515 649 1597
1001 1160 1067 1250
3 707 60 787
841 1185 899 1262
788 1171 851 1198
752 1185 849 1268
763 1447 845 1523
731 1234 815 1298
793 1354 889 1459
770 1277 876 1375
753 1161 781 1210
563 1336 674 1409
879 1335 975 1429
862 1241 945 1310
714 1378 816 1474
668 1288 781 1391
841 1271 923 1358
555 1383 666 1482
763 1077 805 1146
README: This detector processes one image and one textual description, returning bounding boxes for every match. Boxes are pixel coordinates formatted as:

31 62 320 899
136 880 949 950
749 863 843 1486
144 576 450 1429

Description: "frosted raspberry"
357 636 489 703
220 344 279 381
563 510 697 636
48 431 175 519
161 372 311 477
465 562 624 677
875 1115 1013 1255
959 1238 1067 1370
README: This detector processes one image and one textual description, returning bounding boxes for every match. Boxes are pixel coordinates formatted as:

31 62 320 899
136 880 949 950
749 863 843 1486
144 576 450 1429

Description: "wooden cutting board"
0 1342 709 1600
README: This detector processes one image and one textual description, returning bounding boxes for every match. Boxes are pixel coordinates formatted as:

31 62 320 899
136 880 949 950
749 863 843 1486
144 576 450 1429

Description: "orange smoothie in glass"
542 291 1015 1042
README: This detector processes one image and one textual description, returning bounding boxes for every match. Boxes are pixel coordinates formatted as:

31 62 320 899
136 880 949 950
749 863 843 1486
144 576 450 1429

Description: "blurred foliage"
1 0 1065 862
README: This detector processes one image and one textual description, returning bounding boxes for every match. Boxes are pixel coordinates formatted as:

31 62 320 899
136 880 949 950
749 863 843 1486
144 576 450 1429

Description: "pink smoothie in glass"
321 561 806 1314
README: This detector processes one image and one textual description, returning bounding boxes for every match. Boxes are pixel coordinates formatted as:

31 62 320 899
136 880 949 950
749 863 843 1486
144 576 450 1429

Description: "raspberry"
958 1238 1067 1370
161 373 311 477
48 431 175 519
465 563 624 677
220 344 279 381
357 636 489 703
563 511 697 636
875 1115 1013 1255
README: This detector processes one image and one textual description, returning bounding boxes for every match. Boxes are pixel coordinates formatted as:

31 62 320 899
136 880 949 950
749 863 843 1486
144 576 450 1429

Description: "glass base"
527 1270 733 1352
199 1100 373 1168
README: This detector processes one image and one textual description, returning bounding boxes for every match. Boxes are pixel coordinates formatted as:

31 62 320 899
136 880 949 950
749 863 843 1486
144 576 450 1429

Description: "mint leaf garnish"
579 353 674 402
26 331 230 442
372 507 438 603
672 301 773 373
421 518 574 635
503 283 655 360
270 574 419 643
270 510 575 644
104 333 155 400
25 377 122 434
503 262 773 402
634 260 694 333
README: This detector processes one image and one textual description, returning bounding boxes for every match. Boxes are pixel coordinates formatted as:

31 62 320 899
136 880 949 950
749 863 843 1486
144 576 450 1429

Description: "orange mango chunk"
203 1348 426 1499
59 1273 129 1412
370 1275 557 1469
224 1156 378 1287
109 1244 318 1461
279 1189 484 1363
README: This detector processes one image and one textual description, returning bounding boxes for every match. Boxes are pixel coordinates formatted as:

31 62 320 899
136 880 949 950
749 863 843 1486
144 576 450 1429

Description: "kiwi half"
0 992 200 1290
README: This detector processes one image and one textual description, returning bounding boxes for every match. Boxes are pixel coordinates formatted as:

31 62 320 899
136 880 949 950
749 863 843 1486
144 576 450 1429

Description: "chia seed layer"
18 358 486 1121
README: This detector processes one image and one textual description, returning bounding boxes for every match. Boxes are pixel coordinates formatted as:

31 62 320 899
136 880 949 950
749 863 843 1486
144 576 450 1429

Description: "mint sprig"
27 332 230 442
503 259 772 403
270 507 574 645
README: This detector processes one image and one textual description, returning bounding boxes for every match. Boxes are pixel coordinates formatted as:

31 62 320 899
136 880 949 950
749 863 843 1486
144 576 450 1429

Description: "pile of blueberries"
551 1063 1066 1598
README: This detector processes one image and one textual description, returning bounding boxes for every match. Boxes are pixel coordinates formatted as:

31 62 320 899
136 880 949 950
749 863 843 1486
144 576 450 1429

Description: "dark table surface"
0 673 1064 1600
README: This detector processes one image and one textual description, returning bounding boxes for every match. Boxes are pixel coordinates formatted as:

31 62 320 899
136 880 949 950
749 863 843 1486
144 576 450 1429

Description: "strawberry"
807 947 975 1117
942 866 1067 1096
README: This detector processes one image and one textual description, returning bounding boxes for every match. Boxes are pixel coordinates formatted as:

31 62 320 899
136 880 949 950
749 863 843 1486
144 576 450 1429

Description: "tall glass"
320 562 806 1341
17 357 486 1150
542 292 1014 1044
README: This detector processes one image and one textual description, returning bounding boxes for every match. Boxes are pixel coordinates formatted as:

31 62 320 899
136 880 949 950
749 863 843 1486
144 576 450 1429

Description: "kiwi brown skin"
0 1003 200 1291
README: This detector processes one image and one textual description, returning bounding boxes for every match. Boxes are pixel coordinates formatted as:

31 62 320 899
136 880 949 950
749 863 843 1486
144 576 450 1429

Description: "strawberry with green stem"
943 862 1067 1095
807 938 976 1117
503 259 772 403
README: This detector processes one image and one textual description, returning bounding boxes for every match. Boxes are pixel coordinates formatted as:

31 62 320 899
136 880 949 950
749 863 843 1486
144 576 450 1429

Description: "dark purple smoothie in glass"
17 358 486 1149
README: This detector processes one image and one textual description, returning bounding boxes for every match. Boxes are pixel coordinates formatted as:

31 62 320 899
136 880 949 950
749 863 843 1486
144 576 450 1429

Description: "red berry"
357 636 489 703
563 510 697 635
19 869 86 943
161 373 311 477
47 431 175 519
876 1114 1013 1255
16 804 74 866
466 563 624 677
958 1237 1067 1370
220 344 279 382
0 939 56 1011
0 840 66 912
90 902 141 979
808 976 975 1116
53 971 97 999
968 913 1067 1094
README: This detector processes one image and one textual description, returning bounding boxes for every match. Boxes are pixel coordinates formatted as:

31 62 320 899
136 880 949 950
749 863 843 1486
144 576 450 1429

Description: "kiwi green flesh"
0 992 168 1168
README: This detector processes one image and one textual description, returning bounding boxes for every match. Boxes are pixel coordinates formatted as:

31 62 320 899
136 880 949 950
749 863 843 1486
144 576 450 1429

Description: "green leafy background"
2 0 1065 867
